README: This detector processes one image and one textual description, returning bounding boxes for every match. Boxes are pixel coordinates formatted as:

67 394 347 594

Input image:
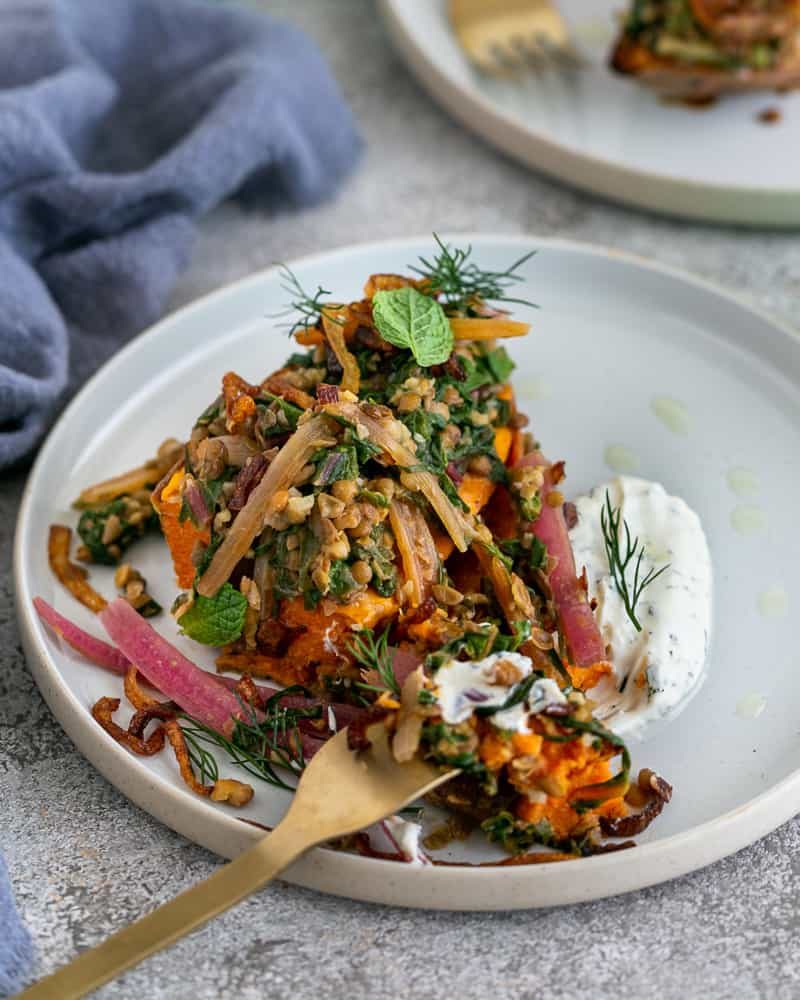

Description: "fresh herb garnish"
600 490 670 632
410 234 538 316
178 582 248 646
372 286 454 367
180 685 321 791
273 266 336 336
349 626 400 696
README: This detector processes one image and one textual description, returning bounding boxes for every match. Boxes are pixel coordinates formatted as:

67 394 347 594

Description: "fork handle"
18 821 308 1000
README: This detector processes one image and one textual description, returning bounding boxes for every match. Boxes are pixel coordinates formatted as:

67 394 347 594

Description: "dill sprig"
349 626 400 696
180 685 322 791
271 265 336 336
410 234 538 316
600 490 670 632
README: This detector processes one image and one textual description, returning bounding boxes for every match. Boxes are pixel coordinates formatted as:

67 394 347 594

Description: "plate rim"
379 0 800 228
14 232 800 911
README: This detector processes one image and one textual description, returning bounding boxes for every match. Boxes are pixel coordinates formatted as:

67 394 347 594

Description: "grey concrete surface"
4 1 800 997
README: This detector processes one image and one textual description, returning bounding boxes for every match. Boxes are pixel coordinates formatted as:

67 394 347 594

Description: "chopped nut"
114 563 134 588
492 658 524 686
101 514 122 545
285 493 315 525
470 410 490 427
334 508 362 532
442 385 461 406
373 477 395 502
270 489 289 513
427 400 450 421
317 493 345 519
331 479 358 504
213 508 232 532
211 779 254 807
326 533 351 561
125 579 145 600
395 392 421 413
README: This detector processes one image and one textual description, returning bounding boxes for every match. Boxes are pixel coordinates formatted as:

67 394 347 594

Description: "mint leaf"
179 582 247 646
372 287 453 367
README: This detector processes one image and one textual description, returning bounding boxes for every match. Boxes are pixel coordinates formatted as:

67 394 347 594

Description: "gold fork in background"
19 726 456 1000
448 0 583 75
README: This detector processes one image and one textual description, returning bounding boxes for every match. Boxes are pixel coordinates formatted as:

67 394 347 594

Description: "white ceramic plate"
379 0 800 227
15 235 800 910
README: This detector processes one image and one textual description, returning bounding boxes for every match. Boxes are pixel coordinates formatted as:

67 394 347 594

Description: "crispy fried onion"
92 687 253 806
73 439 184 508
389 497 439 607
48 524 108 613
322 310 360 395
261 373 315 411
601 768 673 838
163 720 253 806
91 696 166 755
123 665 173 712
197 414 339 597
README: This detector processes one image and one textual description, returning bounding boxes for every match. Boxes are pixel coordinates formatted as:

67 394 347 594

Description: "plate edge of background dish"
14 234 800 911
378 0 800 228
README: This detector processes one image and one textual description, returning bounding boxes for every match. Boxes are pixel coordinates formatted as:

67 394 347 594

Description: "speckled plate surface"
14 235 800 910
380 0 800 227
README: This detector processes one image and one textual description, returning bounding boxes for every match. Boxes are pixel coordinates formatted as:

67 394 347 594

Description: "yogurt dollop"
434 652 566 734
568 476 712 740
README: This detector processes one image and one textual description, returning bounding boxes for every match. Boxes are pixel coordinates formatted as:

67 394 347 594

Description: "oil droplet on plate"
727 466 759 498
758 586 787 618
604 444 639 474
736 693 767 719
730 505 766 536
651 396 690 435
517 375 551 401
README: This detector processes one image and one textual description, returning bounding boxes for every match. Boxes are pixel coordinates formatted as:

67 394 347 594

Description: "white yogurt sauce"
568 476 712 741
383 816 428 865
434 652 567 734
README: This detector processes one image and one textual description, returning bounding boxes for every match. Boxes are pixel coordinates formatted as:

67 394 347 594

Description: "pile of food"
611 0 800 99
39 238 672 865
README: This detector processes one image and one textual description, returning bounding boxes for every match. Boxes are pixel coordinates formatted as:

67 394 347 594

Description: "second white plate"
380 0 800 227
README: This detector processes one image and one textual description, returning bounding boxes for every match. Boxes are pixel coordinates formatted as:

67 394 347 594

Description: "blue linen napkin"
0 854 33 997
0 0 360 989
0 0 361 469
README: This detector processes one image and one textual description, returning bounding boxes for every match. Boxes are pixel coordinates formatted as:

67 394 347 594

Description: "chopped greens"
77 497 159 565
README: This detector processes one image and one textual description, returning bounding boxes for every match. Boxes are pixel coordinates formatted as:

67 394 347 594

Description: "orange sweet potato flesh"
217 591 399 688
435 422 514 561
152 469 209 589
514 742 627 840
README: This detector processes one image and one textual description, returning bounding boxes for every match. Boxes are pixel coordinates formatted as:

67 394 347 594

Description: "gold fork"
19 726 456 1000
448 0 583 75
